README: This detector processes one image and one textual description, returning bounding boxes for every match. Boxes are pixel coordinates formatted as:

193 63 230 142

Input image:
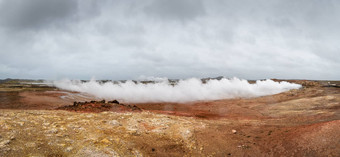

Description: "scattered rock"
232 129 237 134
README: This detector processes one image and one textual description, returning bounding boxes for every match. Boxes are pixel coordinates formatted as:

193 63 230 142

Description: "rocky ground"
0 79 339 156
0 110 206 156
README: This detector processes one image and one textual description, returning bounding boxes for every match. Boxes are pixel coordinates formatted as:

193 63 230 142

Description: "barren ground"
0 80 339 156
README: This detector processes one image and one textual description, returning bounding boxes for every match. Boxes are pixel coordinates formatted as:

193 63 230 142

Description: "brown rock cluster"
57 100 141 113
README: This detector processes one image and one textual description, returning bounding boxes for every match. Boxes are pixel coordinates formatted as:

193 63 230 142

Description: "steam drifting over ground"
53 77 301 103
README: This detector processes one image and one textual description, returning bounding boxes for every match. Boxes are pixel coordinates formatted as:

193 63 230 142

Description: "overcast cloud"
0 0 339 80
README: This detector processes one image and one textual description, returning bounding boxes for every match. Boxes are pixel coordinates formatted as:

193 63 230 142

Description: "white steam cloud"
53 77 301 103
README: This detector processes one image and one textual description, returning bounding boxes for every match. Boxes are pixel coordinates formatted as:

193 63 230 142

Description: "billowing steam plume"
53 77 301 103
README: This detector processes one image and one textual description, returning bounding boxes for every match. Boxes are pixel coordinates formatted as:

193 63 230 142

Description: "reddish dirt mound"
57 100 142 113
261 120 340 156
288 120 340 152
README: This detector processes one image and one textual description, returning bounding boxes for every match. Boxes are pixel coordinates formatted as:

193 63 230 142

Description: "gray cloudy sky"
0 0 339 80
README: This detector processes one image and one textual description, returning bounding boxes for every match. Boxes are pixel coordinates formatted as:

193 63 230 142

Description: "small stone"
100 138 111 144
108 120 119 126
17 122 25 126
25 142 36 147
46 128 58 134
65 146 73 152
43 122 50 126
9 136 15 140
232 129 237 134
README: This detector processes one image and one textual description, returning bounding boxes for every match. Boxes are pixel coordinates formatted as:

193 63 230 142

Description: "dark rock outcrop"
108 100 120 104
57 100 141 113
